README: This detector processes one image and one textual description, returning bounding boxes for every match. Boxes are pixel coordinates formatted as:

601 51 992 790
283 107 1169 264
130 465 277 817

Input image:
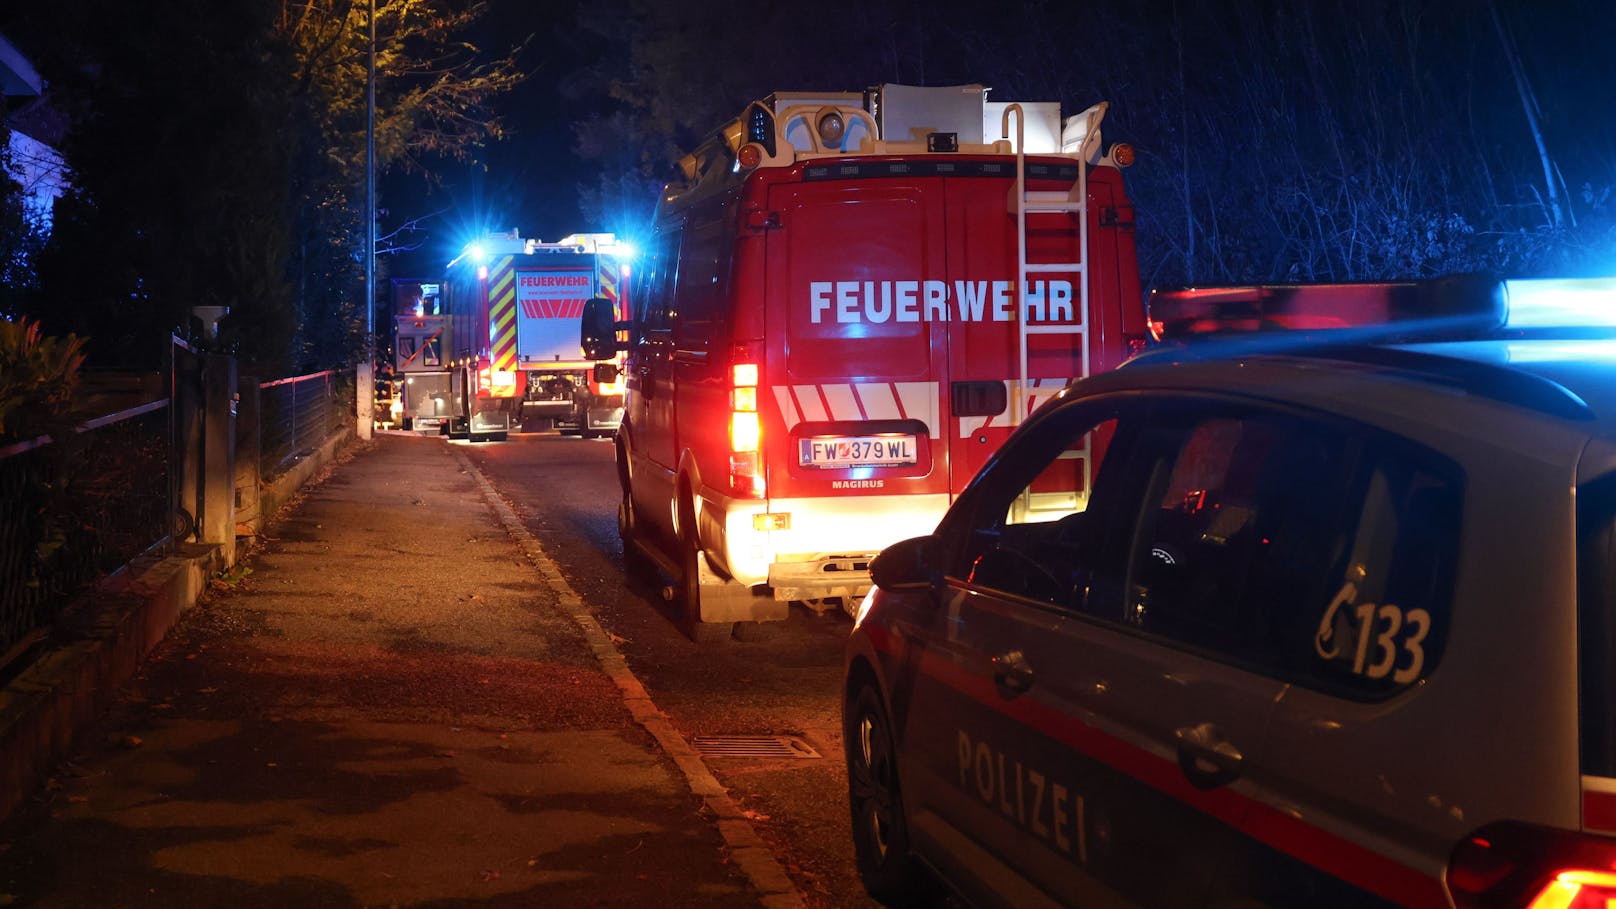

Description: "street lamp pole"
357 0 377 440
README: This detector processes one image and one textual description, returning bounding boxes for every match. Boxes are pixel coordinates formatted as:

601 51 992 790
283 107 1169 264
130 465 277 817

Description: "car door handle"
992 649 1035 699
1174 721 1244 791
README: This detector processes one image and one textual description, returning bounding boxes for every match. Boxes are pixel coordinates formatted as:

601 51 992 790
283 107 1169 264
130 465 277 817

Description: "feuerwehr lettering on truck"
809 279 1075 324
517 265 594 362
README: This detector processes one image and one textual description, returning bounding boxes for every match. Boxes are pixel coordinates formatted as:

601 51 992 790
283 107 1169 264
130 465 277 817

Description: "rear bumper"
768 555 875 602
703 490 949 599
521 399 572 417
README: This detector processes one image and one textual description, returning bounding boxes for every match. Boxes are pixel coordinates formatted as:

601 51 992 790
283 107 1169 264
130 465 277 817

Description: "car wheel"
847 683 934 906
618 496 658 584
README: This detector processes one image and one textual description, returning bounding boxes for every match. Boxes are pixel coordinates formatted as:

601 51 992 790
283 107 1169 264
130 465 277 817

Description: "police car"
842 275 1616 908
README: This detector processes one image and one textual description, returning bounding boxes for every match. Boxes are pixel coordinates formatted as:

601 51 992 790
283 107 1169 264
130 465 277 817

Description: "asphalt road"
456 430 880 909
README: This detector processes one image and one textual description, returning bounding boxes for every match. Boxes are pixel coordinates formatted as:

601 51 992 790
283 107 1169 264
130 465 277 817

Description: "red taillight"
729 361 763 497
729 411 760 452
1449 822 1616 909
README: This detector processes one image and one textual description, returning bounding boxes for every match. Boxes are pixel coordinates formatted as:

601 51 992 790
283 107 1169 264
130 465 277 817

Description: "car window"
635 226 682 337
671 214 728 342
1300 450 1460 697
1125 411 1345 659
1121 403 1461 697
949 401 1133 611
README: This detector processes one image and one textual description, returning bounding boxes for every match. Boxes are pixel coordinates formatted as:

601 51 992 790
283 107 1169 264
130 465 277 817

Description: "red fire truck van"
582 83 1145 639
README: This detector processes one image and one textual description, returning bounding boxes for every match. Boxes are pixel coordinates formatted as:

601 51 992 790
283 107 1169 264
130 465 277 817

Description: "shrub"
0 318 87 443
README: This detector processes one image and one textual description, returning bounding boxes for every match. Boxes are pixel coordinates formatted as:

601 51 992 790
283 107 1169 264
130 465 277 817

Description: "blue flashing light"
468 242 488 265
1503 277 1616 329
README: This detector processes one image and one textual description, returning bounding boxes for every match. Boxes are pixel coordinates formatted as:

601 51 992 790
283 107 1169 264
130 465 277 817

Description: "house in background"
0 31 67 234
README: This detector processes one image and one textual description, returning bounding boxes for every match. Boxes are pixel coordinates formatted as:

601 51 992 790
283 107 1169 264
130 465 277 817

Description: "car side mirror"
870 535 945 591
580 297 626 361
592 362 619 383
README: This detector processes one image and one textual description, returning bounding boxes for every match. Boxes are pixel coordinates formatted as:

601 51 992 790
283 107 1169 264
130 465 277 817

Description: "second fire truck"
432 231 631 440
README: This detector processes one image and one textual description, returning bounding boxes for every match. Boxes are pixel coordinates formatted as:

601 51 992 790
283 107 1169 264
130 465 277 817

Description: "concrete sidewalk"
0 434 782 907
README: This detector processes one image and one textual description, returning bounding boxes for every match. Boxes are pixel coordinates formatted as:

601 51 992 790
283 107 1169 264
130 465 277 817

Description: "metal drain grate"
692 735 822 759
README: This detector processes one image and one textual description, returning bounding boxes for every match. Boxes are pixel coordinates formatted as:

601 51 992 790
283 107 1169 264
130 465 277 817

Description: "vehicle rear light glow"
477 365 517 398
729 361 764 497
1527 871 1616 909
752 512 790 531
730 411 761 452
1449 822 1616 909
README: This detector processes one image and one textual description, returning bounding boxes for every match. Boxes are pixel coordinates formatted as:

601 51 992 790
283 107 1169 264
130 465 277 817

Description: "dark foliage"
4 1 298 374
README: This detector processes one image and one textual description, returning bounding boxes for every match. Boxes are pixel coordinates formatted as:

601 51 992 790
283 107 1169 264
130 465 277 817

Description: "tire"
618 496 658 585
846 683 934 906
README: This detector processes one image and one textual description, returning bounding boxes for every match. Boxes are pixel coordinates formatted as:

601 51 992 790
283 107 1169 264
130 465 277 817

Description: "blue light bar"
1503 277 1616 329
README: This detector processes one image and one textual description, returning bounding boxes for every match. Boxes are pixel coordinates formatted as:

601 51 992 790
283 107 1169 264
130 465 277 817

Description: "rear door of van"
763 167 952 540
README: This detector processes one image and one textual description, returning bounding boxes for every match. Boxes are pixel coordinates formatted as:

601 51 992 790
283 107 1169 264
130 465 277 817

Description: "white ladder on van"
1002 103 1098 518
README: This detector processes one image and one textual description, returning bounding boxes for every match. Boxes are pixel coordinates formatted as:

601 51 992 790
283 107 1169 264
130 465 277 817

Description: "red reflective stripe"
890 382 910 421
815 385 834 422
849 384 871 421
1243 804 1448 908
1585 788 1616 832
784 385 807 426
918 644 1448 909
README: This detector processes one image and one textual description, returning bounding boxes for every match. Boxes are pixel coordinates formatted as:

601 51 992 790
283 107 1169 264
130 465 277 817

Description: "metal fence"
258 370 351 480
0 400 172 670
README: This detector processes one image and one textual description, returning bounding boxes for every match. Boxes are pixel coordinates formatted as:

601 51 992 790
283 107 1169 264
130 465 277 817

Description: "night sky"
383 0 594 279
383 0 1616 285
